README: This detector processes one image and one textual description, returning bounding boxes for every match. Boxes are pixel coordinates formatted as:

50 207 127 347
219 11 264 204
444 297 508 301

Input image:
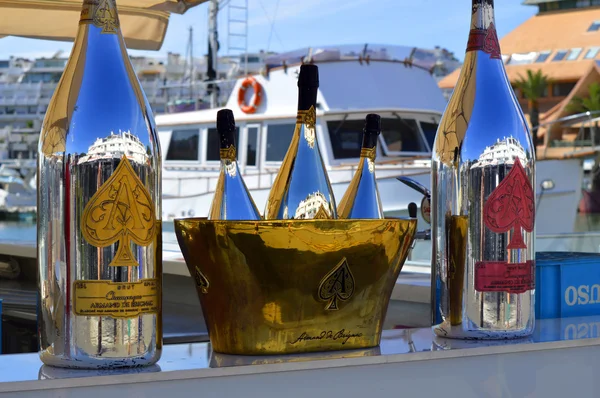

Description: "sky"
0 0 537 61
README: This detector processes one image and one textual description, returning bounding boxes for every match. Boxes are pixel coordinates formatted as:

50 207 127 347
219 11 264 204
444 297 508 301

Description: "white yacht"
156 45 583 236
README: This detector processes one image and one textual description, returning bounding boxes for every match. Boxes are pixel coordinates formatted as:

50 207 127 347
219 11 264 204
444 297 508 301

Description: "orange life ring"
238 77 263 114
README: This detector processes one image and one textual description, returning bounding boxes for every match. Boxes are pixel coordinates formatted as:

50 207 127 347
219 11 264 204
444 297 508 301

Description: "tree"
567 82 600 190
567 82 600 114
515 70 550 148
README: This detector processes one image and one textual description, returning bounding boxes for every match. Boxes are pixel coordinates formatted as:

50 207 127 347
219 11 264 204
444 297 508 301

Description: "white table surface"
1 316 600 397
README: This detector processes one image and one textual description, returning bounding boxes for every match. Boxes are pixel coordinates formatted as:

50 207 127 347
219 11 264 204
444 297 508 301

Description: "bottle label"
476 158 536 294
360 147 376 161
475 261 535 294
81 156 158 267
73 279 160 318
220 146 237 161
80 0 120 34
466 22 501 59
296 106 316 130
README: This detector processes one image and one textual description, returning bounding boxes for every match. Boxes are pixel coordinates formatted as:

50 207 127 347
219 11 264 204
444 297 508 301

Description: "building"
0 44 460 162
78 130 149 165
0 50 269 161
438 0 600 153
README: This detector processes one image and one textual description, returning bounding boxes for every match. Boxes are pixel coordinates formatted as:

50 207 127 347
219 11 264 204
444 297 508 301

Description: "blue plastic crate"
536 252 600 319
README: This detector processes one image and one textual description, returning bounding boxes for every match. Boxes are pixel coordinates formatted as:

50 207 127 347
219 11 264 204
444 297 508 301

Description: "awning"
0 0 207 51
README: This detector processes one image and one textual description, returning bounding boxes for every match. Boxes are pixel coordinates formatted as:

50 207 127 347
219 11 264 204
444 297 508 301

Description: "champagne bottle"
264 64 337 220
337 114 384 219
208 109 261 220
431 0 536 339
37 0 162 368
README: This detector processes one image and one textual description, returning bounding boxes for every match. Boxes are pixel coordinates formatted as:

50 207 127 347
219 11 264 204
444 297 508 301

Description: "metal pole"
208 0 219 108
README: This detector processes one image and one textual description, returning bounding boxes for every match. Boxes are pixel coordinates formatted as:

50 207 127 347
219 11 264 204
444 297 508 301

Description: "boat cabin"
155 55 447 220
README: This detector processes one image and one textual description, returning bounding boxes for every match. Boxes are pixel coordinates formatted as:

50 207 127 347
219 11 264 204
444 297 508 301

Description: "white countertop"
1 316 600 397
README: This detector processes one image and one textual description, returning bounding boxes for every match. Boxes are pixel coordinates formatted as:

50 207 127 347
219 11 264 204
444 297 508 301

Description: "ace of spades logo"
483 158 534 250
94 0 119 34
81 156 157 267
318 258 355 311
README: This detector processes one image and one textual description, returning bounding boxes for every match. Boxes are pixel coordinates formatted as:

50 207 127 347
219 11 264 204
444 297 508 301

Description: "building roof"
437 61 595 89
522 0 564 4
438 7 600 89
502 7 600 54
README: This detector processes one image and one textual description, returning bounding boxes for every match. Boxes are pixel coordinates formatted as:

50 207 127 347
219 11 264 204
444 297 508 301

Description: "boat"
155 44 584 237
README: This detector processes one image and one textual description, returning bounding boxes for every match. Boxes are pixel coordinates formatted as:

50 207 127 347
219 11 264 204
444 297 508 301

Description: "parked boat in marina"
156 45 585 236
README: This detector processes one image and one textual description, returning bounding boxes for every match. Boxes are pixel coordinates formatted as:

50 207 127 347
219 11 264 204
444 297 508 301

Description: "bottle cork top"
298 64 319 88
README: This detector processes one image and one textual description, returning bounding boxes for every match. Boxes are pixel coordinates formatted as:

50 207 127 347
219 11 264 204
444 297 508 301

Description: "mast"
207 0 219 108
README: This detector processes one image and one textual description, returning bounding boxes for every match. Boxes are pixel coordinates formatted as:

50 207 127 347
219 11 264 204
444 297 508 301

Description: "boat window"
266 124 294 161
166 129 199 161
327 119 363 159
247 126 259 166
419 121 439 150
381 118 427 153
207 127 239 161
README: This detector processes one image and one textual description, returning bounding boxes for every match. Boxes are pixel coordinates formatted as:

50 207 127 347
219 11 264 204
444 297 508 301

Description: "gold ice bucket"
174 218 417 355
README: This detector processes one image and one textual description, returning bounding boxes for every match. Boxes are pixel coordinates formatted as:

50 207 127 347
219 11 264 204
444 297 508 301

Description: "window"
419 121 439 150
567 48 582 61
553 82 577 97
246 127 259 166
166 129 199 161
552 50 568 61
266 124 294 161
506 52 537 65
380 118 427 153
589 21 600 32
536 51 551 63
327 119 364 159
206 127 239 161
585 47 600 59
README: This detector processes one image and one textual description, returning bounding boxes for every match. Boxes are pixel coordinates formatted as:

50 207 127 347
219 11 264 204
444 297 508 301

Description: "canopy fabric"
0 0 207 51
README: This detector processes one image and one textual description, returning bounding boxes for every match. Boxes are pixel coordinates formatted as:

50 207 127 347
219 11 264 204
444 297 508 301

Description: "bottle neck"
80 0 121 34
362 132 379 150
467 0 501 59
471 0 494 30
297 86 318 112
220 145 237 162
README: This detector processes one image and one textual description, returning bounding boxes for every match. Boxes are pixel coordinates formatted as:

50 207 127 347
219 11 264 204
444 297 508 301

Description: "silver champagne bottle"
431 0 536 339
337 114 384 219
264 64 337 220
37 0 162 368
208 109 261 220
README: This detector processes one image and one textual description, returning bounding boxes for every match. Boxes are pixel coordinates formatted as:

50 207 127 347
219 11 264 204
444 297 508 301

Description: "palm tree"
515 70 550 148
567 82 600 114
567 82 600 192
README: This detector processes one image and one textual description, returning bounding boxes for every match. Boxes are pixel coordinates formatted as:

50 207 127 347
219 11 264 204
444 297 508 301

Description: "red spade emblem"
483 23 501 59
483 158 535 250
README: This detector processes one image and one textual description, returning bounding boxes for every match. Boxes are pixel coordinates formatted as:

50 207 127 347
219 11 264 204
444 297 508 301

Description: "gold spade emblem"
81 156 157 267
195 267 210 294
314 204 330 220
318 258 355 311
94 0 120 34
